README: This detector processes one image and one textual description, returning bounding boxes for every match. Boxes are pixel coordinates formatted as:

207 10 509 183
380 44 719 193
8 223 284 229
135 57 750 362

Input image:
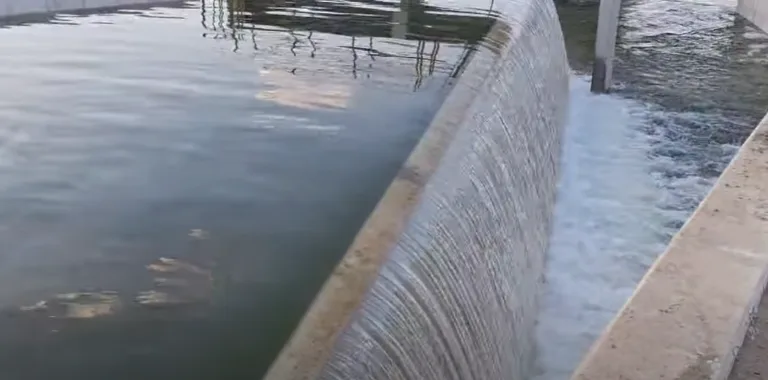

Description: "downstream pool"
536 1 768 378
0 1 495 378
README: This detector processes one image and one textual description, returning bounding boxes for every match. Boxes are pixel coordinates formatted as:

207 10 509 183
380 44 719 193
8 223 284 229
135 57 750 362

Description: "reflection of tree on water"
200 0 498 88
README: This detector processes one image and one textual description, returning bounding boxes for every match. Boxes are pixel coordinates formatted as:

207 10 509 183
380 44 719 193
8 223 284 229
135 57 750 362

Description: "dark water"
536 1 768 378
0 1 495 378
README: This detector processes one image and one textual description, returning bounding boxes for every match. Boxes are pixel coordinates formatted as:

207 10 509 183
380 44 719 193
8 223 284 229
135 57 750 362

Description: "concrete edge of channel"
0 0 185 22
262 16 520 380
570 112 768 380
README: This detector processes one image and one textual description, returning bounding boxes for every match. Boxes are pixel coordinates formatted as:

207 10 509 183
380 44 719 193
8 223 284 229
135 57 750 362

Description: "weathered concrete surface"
729 290 768 380
571 112 768 380
0 0 178 19
739 0 768 33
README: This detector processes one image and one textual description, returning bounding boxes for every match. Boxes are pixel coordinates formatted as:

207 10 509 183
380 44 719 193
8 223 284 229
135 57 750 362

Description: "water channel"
536 0 768 378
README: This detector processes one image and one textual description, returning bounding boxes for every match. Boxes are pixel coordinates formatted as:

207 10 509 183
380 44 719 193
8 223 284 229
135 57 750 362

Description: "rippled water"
0 1 496 378
536 1 768 378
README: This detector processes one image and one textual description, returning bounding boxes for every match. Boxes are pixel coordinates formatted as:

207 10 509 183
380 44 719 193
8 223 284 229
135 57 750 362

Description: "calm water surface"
0 0 495 378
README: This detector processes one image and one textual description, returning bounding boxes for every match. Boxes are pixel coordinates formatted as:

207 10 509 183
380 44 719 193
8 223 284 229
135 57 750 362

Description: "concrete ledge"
738 0 768 33
0 0 182 20
571 113 768 380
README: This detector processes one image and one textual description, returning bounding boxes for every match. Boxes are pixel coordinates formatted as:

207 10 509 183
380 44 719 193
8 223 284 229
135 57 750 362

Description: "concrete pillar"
737 0 756 26
391 0 410 39
590 0 622 93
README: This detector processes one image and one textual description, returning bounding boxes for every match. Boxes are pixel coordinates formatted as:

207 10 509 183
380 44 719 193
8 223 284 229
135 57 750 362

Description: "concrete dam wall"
739 0 768 33
266 0 569 379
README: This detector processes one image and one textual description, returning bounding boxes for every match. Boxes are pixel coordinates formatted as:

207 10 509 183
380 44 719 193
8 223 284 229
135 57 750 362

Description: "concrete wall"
0 0 179 19
571 113 768 380
739 0 768 32
264 0 570 379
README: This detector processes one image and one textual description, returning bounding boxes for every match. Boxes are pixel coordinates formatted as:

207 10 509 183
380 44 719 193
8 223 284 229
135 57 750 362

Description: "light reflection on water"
0 0 497 378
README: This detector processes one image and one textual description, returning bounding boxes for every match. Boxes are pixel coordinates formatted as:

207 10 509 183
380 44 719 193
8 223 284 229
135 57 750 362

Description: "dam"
2 0 768 379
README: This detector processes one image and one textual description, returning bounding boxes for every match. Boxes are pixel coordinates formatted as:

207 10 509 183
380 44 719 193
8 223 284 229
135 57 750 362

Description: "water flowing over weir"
266 0 569 379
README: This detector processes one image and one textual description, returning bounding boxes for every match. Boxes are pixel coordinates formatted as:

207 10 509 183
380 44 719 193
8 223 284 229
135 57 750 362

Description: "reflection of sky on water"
257 69 351 111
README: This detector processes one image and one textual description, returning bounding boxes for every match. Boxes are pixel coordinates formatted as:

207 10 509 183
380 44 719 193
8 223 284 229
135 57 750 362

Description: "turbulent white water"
534 76 676 379
534 75 744 380
535 0 768 378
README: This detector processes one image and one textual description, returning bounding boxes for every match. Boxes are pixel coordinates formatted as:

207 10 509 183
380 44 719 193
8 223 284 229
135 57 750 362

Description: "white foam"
533 76 736 379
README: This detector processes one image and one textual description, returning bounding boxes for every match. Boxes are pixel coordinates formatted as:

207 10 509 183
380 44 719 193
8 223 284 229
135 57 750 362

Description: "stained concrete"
571 113 768 380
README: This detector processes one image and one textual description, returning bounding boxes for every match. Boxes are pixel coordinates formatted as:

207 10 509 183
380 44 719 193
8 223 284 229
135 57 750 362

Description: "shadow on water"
555 2 598 73
0 0 500 379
